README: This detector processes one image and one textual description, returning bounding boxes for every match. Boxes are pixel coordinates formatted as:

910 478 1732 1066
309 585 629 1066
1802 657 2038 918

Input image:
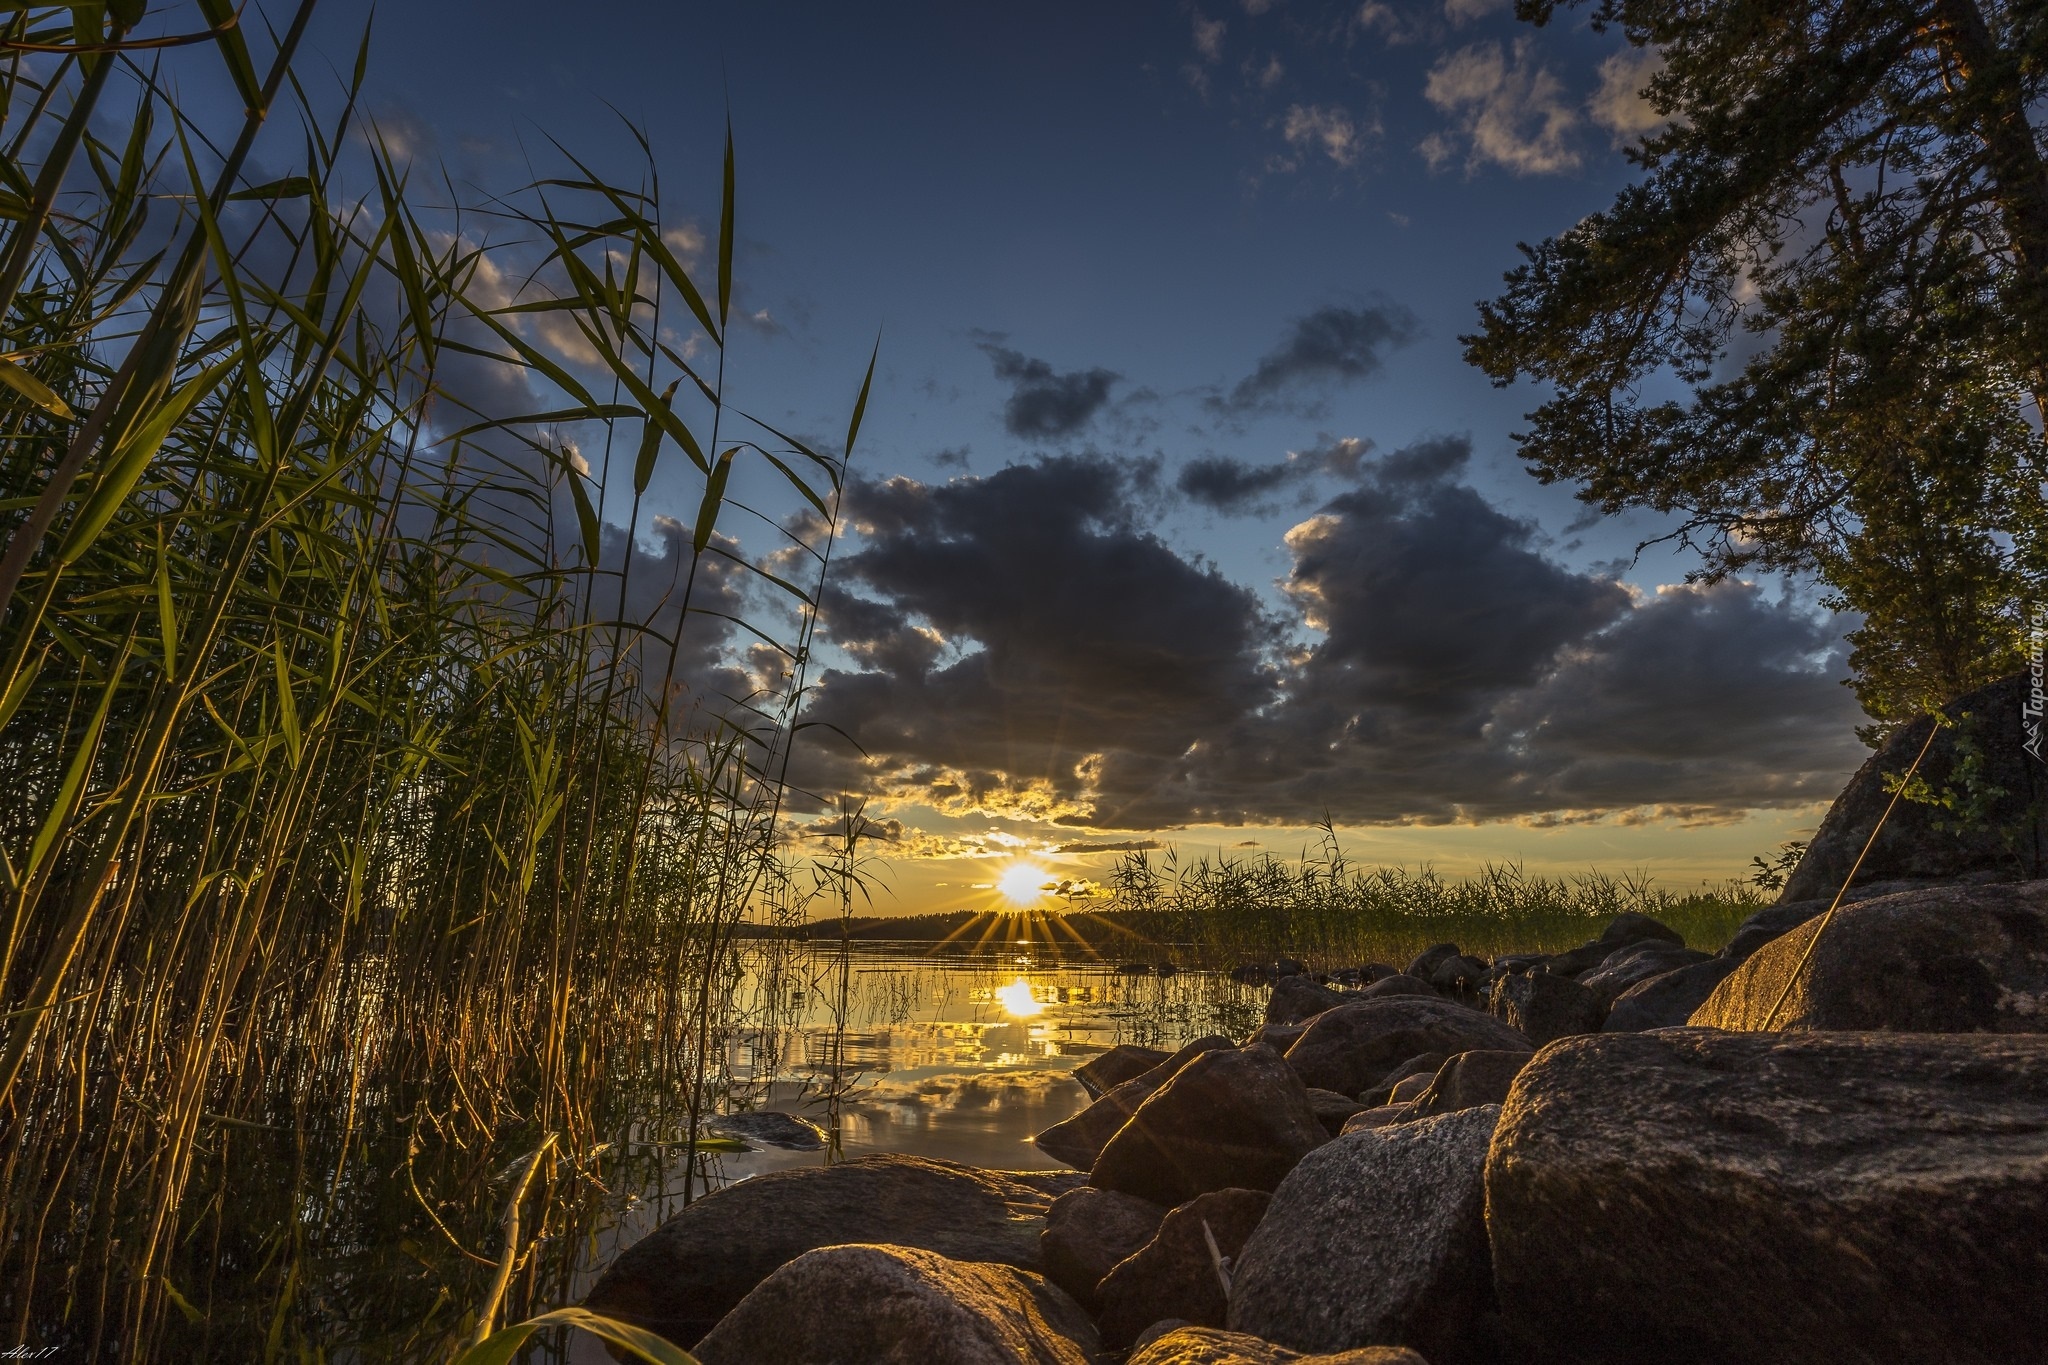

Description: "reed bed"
1101 838 1766 968
0 4 865 1358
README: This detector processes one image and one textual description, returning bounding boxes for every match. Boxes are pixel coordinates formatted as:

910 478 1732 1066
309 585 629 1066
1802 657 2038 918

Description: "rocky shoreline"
582 877 2048 1363
582 683 2048 1363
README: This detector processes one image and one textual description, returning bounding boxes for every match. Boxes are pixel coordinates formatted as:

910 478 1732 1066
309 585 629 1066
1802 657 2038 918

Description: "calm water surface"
569 940 1265 1311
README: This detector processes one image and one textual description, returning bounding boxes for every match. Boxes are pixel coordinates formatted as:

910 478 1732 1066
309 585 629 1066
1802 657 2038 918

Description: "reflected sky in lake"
570 938 1261 1312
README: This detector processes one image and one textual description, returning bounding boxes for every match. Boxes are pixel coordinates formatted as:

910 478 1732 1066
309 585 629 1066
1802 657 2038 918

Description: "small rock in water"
704 1110 826 1150
1074 1044 1173 1100
1095 1188 1271 1348
690 1243 1102 1365
1128 1325 1428 1364
1359 974 1436 1002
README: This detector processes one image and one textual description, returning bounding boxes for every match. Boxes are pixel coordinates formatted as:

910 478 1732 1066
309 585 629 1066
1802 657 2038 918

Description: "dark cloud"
794 441 1865 833
1214 303 1422 412
1056 839 1163 853
980 343 1120 439
1176 435 1374 513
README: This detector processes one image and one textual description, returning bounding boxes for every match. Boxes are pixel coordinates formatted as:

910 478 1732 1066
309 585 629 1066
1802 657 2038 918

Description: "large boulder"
1359 974 1437 1001
582 1155 1073 1346
1283 999 1531 1097
1601 956 1739 1032
1095 1188 1271 1348
1035 1036 1233 1169
1040 1186 1167 1311
1128 1327 1427 1364
1487 1030 2048 1364
1405 1050 1529 1120
1486 971 1602 1046
1689 881 2048 1032
1075 1045 1172 1099
690 1244 1103 1365
1267 975 1352 1026
1780 671 2048 902
1091 1046 1327 1206
1542 913 1687 977
1576 943 1711 1008
1230 1106 1500 1365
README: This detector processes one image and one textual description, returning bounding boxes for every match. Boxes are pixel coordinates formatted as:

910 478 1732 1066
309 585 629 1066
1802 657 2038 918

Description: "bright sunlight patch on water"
994 976 1045 1017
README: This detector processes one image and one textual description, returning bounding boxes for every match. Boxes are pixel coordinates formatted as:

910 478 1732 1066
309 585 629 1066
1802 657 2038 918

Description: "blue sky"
259 1 1868 909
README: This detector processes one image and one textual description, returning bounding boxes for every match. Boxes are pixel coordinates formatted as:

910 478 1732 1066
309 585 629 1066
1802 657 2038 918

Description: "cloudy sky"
286 1 1869 909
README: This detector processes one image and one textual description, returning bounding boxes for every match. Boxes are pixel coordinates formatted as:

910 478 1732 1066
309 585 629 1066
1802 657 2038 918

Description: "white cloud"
1443 0 1510 21
1421 39 1582 176
1242 0 1279 12
1283 103 1374 168
1250 53 1285 89
1193 12 1226 62
1588 47 1668 144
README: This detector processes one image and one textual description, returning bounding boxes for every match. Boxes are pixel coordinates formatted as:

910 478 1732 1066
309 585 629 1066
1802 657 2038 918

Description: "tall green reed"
1105 829 1764 966
0 4 868 1357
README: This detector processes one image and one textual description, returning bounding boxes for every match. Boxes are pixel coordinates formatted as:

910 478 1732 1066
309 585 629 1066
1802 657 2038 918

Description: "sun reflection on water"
994 976 1044 1017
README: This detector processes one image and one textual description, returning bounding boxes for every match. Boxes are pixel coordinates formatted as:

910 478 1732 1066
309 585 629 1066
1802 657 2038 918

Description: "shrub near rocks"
1487 1030 2048 1364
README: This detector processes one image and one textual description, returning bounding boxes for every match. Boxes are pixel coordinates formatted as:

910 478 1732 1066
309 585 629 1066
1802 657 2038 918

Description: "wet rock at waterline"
1129 1326 1431 1364
1040 1186 1168 1313
1095 1188 1271 1348
1283 999 1531 1097
1780 671 2048 902
1266 974 1355 1026
1074 1045 1172 1100
1601 956 1740 1031
1487 970 1602 1046
1358 974 1437 1002
581 1154 1074 1346
1487 1030 2048 1364
1035 1036 1233 1170
1687 880 2048 1033
1230 1105 1499 1364
1090 1046 1326 1206
702 1110 827 1151
689 1244 1104 1365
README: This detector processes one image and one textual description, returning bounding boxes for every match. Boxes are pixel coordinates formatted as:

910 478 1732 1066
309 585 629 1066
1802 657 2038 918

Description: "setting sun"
994 977 1044 1017
995 861 1052 906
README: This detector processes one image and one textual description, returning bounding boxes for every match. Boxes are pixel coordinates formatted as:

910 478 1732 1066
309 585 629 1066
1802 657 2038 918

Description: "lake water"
568 940 1267 1313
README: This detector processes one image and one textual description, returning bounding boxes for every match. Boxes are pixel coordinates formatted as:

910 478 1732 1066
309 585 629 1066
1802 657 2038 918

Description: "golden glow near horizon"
995 860 1052 906
994 977 1045 1017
